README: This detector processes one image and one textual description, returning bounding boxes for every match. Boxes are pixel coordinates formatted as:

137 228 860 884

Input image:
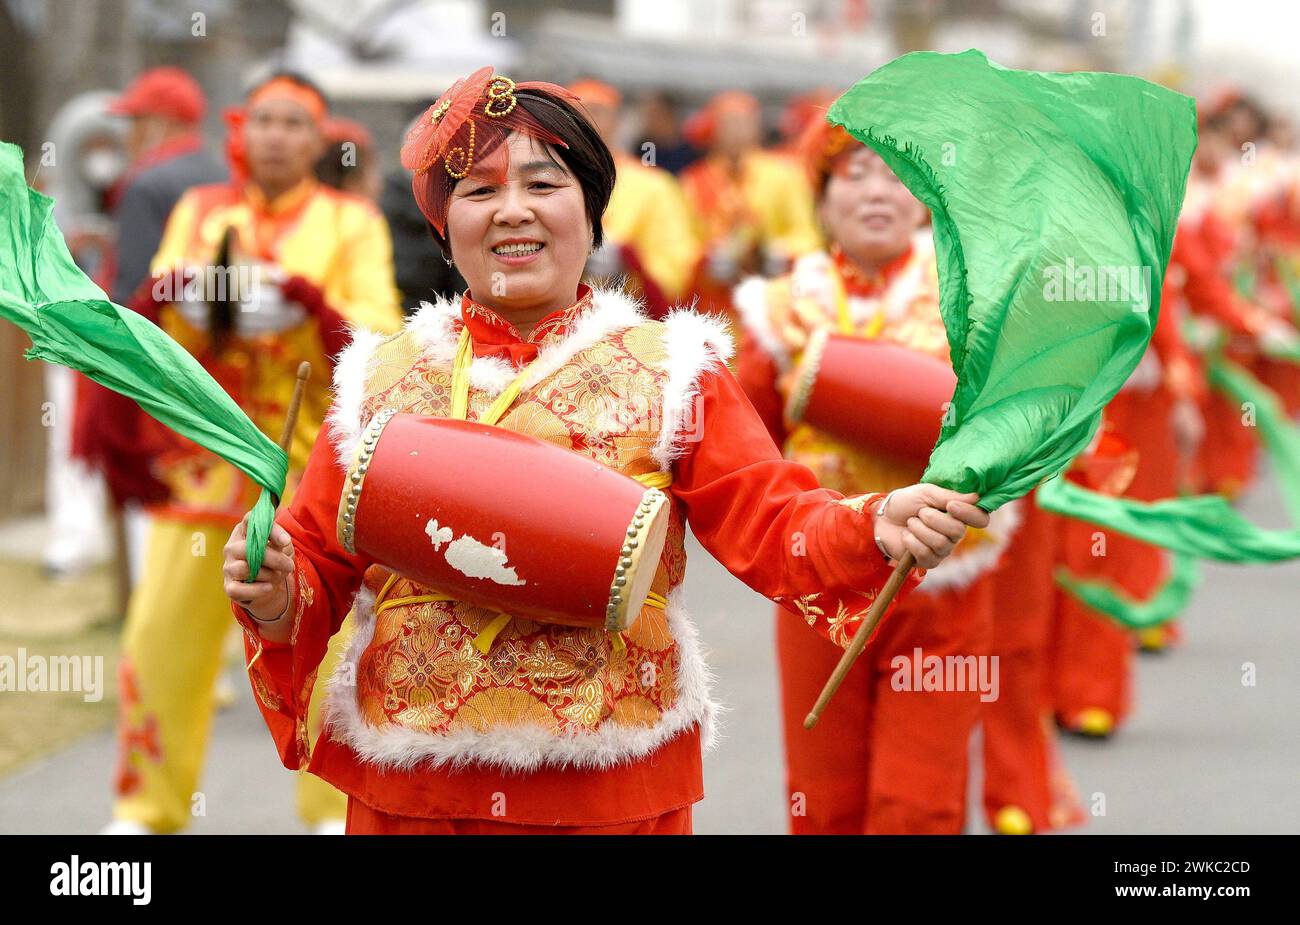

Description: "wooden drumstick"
277 361 312 457
242 361 310 610
804 550 915 729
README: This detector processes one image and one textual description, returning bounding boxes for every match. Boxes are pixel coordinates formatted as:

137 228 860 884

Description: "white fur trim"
322 585 718 772
733 275 788 371
652 309 736 471
327 327 387 469
519 286 646 390
406 295 516 396
405 286 649 399
327 287 649 467
917 498 1023 593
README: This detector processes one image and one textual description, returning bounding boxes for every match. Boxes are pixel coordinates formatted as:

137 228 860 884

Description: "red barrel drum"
337 410 669 632
786 329 957 462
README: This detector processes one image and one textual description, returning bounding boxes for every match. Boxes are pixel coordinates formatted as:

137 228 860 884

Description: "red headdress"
400 66 579 234
796 108 860 190
682 90 759 149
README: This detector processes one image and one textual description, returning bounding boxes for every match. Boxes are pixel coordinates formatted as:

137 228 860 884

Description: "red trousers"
1197 361 1260 497
1047 511 1166 727
345 799 692 834
982 498 1080 832
1254 354 1300 418
1048 388 1179 729
778 577 994 834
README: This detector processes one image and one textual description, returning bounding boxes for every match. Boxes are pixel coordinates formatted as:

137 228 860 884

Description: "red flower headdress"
401 66 579 234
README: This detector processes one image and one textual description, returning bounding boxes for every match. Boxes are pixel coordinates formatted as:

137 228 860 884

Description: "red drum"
337 410 669 632
786 329 956 462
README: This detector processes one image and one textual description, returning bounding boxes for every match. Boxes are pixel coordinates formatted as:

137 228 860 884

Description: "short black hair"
429 86 616 258
316 140 364 189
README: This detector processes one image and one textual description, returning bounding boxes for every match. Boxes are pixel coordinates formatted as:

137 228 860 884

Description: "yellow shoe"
213 671 238 711
993 805 1034 835
1137 627 1168 653
1073 707 1115 738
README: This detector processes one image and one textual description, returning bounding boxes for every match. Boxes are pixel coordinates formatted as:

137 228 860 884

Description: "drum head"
607 488 671 633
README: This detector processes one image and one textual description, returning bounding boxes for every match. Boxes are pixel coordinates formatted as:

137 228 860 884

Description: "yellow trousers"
113 518 347 832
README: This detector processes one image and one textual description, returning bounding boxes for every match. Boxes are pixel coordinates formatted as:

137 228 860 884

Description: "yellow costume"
112 177 402 832
596 153 699 305
680 149 822 272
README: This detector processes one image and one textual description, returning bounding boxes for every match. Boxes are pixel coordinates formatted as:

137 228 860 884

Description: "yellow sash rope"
791 266 884 377
371 569 671 655
450 325 542 428
830 268 884 339
392 326 677 654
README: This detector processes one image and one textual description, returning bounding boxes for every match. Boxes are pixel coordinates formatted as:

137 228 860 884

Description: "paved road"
2 471 1297 834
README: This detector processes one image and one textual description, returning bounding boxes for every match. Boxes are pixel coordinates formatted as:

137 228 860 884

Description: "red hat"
109 67 206 124
569 78 623 111
797 113 859 189
682 90 759 148
323 116 374 151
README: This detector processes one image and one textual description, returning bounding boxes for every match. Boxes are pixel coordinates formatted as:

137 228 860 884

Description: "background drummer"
733 120 1045 834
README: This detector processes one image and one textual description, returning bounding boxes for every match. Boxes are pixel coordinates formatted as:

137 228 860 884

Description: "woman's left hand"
873 484 990 569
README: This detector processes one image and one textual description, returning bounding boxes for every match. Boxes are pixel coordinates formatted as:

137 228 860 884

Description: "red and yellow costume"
597 152 699 316
568 80 700 317
680 93 822 325
112 109 403 831
233 283 923 833
735 237 1018 833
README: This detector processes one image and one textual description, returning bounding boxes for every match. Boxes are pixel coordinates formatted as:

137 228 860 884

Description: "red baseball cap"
109 67 206 124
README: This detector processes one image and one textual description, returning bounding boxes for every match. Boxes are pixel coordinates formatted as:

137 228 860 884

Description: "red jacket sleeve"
1151 273 1205 403
672 363 917 648
1174 223 1257 335
735 329 788 446
231 423 371 770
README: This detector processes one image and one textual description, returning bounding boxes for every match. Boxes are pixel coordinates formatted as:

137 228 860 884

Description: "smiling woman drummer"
219 67 989 835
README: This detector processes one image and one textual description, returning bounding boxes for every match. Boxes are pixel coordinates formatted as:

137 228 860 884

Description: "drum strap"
370 557 672 658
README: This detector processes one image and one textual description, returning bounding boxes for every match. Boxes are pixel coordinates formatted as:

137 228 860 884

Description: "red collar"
832 243 915 297
459 284 595 367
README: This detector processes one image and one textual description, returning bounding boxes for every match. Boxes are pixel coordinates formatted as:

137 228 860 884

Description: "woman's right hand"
223 515 296 631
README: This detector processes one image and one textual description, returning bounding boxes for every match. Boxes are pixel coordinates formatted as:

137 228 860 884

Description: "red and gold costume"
233 284 922 833
1046 261 1204 733
112 93 403 832
735 237 1018 833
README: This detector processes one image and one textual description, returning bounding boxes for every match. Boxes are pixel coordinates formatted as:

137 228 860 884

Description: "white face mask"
81 148 126 188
